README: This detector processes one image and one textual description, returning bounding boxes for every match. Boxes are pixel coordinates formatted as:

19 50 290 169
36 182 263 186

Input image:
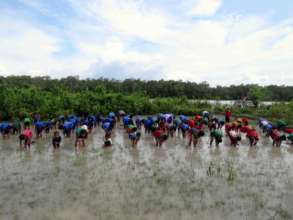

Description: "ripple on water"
0 127 293 220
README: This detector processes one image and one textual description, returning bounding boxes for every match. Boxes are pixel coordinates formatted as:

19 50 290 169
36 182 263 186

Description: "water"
1 126 293 220
191 100 280 106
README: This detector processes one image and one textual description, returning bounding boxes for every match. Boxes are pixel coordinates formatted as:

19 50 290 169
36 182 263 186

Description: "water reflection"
247 147 258 159
0 127 292 220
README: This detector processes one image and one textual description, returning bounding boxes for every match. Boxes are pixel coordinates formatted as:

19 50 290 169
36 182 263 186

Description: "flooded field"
1 126 293 220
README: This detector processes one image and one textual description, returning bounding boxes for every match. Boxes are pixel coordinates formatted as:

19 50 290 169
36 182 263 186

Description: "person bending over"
52 131 62 149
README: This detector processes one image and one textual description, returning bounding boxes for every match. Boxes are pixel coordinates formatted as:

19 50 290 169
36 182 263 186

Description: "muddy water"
1 126 293 220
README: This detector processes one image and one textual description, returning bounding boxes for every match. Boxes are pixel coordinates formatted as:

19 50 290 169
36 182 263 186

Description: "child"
152 129 168 147
52 131 62 149
63 121 73 137
210 129 223 147
270 128 286 147
75 125 88 148
104 137 112 147
23 117 31 129
144 117 154 134
225 108 232 123
1 123 11 139
202 111 210 121
12 118 21 134
228 127 241 147
167 123 177 138
208 117 221 131
44 121 52 136
180 123 189 138
188 128 205 147
103 128 112 147
135 117 142 129
19 128 33 149
128 127 141 147
34 121 44 138
246 127 259 146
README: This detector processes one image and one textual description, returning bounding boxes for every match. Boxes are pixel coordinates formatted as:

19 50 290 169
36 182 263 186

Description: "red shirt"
242 118 249 125
23 129 33 138
194 115 202 121
247 129 259 140
195 124 203 130
240 126 250 133
188 120 195 128
159 122 166 131
270 129 279 140
153 130 163 138
226 111 231 118
285 128 293 134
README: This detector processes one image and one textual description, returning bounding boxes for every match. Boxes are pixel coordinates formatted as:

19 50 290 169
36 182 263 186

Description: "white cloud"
73 0 172 44
77 37 161 68
188 0 222 17
0 16 92 78
1 0 293 85
0 18 58 75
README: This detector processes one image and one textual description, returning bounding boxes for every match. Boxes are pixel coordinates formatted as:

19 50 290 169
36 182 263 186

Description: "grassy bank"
0 76 292 124
0 85 292 126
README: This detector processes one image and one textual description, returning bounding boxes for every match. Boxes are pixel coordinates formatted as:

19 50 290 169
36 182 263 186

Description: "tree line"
1 75 292 101
0 75 292 125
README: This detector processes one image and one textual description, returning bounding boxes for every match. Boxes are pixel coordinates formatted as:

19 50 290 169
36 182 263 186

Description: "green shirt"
211 130 222 138
13 119 20 127
24 118 31 124
76 128 82 136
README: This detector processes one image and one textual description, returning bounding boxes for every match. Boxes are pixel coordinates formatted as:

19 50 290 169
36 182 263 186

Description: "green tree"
248 86 266 107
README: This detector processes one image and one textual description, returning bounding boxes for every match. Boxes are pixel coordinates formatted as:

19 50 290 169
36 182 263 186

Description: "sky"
0 0 293 86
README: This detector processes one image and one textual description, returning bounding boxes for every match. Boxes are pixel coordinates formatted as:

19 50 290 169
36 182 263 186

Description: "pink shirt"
23 129 33 138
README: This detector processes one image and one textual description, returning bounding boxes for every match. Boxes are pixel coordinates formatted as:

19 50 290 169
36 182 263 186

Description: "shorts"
36 127 43 134
19 134 25 140
24 122 30 127
129 133 136 141
215 136 222 143
3 129 10 135
52 137 61 145
104 140 112 147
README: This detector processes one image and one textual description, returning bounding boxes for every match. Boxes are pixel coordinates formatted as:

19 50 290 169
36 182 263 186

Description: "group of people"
259 118 293 147
119 109 293 148
0 109 292 150
0 114 102 149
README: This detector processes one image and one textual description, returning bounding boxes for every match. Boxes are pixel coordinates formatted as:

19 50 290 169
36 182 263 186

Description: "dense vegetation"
1 76 293 101
0 75 292 125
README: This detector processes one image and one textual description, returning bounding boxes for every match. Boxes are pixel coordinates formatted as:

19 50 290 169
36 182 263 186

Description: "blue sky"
0 0 293 85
